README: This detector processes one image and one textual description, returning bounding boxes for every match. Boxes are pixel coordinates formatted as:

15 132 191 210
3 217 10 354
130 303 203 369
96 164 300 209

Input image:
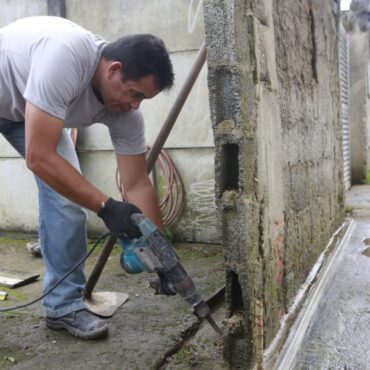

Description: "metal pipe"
85 41 207 298
84 235 117 298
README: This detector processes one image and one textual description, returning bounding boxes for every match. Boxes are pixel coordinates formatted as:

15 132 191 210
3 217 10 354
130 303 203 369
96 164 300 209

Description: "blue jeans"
0 117 87 317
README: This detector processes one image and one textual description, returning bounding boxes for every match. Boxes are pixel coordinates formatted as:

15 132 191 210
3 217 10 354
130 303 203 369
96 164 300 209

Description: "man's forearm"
116 152 164 231
124 179 164 231
27 151 108 213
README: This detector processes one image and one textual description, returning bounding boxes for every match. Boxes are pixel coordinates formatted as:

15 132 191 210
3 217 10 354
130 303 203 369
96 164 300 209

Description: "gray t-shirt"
0 16 146 155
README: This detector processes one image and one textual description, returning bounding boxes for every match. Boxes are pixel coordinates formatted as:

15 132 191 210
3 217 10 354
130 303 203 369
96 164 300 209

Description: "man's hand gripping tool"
119 213 222 335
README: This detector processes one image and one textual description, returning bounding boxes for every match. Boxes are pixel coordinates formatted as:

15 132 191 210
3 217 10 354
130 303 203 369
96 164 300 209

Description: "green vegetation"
0 286 25 300
173 344 200 367
0 236 29 248
176 244 222 260
344 204 355 215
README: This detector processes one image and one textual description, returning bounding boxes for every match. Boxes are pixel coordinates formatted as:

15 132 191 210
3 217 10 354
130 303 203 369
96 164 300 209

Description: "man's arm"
25 102 109 212
116 152 164 231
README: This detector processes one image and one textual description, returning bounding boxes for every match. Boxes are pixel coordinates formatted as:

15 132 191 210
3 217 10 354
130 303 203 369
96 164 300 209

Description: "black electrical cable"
0 232 111 312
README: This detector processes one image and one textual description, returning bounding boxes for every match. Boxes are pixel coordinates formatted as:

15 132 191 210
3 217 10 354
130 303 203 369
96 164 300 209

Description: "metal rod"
84 235 117 298
206 314 223 336
85 41 207 299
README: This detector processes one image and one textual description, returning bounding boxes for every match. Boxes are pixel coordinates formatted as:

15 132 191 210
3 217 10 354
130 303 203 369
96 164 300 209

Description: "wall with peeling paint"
204 0 344 368
0 0 218 243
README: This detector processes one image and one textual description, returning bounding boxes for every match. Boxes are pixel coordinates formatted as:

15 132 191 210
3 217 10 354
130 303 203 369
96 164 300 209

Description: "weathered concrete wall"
204 0 343 368
0 0 218 242
274 0 343 304
0 0 48 232
0 0 47 26
347 23 370 183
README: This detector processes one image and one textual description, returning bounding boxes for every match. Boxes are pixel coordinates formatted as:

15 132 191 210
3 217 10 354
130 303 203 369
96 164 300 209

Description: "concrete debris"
26 241 42 258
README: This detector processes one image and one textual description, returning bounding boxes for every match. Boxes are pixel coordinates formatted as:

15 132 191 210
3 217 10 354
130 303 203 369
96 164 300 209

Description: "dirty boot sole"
45 317 108 340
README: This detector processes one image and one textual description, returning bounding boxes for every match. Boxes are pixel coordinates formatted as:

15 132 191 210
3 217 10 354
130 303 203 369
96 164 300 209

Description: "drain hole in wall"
229 270 244 313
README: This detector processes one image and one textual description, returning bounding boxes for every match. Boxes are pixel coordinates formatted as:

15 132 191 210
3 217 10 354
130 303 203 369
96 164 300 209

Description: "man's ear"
107 61 122 78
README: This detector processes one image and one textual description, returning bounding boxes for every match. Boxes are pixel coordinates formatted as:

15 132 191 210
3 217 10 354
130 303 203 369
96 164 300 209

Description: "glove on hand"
98 198 142 239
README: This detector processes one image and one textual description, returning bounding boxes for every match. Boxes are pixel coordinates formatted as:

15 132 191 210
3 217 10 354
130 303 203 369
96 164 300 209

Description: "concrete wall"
0 0 48 232
347 23 370 183
204 0 344 368
0 0 218 243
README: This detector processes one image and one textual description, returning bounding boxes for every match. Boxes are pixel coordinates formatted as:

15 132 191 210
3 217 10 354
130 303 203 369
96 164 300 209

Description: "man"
0 16 174 340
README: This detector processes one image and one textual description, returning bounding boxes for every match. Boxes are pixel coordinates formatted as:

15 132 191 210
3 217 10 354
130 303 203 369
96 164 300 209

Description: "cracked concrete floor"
0 237 226 370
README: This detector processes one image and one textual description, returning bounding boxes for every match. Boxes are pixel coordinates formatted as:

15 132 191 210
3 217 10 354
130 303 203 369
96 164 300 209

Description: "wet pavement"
276 185 370 369
345 185 370 218
0 236 225 370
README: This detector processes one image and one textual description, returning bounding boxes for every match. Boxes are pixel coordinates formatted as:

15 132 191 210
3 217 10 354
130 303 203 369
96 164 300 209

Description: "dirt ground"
0 234 226 370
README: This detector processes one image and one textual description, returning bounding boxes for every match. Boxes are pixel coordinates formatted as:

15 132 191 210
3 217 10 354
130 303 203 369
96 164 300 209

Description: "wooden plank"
0 272 40 288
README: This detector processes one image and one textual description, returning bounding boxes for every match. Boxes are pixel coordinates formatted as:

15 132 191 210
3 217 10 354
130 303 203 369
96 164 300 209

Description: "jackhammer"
119 213 222 335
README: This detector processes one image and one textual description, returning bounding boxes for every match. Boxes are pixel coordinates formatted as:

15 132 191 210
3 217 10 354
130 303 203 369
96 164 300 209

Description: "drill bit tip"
206 314 223 336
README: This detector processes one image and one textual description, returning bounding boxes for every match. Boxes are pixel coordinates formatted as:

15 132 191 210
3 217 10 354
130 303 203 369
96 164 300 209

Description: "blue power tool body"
118 214 221 330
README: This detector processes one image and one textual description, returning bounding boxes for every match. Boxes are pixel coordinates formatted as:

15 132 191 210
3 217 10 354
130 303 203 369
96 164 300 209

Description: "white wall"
0 0 218 242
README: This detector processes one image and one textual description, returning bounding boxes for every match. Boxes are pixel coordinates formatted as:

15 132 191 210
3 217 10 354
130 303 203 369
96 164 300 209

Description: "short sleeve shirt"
0 16 146 155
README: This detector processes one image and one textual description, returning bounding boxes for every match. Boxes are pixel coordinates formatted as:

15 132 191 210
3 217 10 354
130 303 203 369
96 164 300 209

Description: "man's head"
94 34 174 113
102 34 174 91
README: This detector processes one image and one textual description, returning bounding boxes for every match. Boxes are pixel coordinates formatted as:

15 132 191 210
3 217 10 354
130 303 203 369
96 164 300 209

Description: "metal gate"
339 24 351 190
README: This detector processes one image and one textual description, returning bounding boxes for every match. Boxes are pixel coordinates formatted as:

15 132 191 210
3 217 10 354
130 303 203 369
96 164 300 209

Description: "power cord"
0 232 111 312
116 145 185 226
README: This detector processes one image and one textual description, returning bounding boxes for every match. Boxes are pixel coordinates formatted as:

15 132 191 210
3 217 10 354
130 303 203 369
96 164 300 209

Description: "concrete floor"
345 185 370 218
4 187 370 370
0 238 225 370
275 185 370 369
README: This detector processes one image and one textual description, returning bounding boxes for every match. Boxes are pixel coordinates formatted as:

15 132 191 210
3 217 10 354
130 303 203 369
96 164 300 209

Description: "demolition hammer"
119 213 222 335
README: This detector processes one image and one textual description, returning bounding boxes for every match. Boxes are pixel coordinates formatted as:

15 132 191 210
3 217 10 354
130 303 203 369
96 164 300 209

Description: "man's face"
101 62 160 113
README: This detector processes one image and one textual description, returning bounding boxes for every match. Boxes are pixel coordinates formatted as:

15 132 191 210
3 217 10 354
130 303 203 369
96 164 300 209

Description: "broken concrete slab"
0 271 39 289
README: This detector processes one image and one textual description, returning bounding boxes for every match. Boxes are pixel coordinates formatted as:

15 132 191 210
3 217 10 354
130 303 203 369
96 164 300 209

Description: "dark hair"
102 34 174 91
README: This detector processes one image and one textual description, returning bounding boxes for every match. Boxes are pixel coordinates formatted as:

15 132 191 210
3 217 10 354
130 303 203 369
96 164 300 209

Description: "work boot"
45 309 108 340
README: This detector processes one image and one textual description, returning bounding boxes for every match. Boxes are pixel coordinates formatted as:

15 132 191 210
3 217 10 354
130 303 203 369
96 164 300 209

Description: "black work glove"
97 198 142 239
